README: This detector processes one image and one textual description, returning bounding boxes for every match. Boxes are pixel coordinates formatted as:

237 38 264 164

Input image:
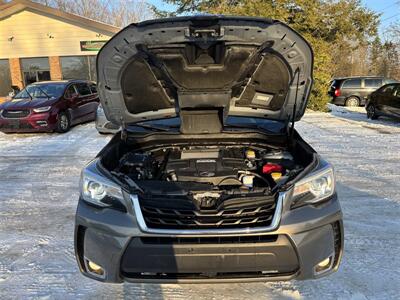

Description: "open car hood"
97 16 313 133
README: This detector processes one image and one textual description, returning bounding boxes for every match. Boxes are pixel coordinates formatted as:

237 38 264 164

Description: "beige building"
0 0 120 100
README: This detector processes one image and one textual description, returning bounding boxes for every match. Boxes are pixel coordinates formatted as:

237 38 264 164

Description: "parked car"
329 76 397 107
0 80 99 133
74 16 343 283
366 83 400 120
95 104 120 134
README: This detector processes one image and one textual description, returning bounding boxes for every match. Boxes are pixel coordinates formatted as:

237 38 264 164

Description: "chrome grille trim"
130 192 285 235
1 109 31 119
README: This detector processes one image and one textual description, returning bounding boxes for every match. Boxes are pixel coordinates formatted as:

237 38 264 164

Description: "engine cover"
165 149 248 185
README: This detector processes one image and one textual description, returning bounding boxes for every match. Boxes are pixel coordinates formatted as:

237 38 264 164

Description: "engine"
115 146 299 190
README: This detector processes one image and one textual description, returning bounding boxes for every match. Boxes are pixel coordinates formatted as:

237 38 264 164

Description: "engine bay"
113 145 303 192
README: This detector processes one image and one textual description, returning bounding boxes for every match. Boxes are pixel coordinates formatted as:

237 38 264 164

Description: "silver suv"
74 16 343 283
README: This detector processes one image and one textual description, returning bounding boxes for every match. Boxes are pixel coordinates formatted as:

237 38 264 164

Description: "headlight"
97 104 103 113
80 168 124 209
33 106 52 113
291 166 335 208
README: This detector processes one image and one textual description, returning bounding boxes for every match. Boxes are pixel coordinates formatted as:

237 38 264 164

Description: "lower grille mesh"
0 123 33 129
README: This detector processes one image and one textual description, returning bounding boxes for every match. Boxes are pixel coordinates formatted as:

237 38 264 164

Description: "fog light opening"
36 121 48 127
314 254 334 275
84 257 106 279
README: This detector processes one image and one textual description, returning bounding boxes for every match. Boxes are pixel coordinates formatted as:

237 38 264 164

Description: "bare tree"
33 0 154 27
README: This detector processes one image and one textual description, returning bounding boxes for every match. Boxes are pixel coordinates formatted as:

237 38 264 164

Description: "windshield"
131 116 286 134
14 83 66 99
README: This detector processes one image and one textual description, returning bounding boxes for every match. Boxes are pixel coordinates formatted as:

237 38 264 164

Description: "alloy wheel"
346 97 359 107
60 114 69 130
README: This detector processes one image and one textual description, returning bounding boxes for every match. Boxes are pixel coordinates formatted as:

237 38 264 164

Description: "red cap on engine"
262 163 283 174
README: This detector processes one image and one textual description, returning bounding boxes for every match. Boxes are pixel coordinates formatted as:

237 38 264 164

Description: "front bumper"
74 191 343 283
0 112 57 133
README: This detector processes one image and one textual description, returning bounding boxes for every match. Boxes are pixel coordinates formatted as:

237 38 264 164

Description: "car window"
76 83 92 96
386 79 398 84
13 89 31 99
89 83 97 94
379 84 395 95
393 85 400 98
14 84 66 99
364 78 382 88
65 85 77 98
342 78 361 88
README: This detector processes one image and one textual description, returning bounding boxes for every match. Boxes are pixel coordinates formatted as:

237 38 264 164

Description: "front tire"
56 111 70 133
367 105 378 120
345 96 360 107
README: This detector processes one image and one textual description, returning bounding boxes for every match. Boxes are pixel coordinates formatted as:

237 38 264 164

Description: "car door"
88 82 100 115
377 84 396 116
64 84 81 123
75 82 95 121
390 84 400 118
363 78 382 104
341 78 362 100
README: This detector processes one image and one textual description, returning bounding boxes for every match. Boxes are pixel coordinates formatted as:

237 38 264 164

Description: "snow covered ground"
0 106 399 299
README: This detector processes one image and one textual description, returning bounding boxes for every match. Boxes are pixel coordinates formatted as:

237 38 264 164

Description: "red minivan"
0 80 99 133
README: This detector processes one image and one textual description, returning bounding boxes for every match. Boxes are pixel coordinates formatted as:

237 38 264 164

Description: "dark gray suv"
74 16 343 283
329 76 397 107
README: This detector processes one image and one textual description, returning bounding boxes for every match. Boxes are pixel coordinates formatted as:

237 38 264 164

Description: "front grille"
139 194 277 230
2 109 30 118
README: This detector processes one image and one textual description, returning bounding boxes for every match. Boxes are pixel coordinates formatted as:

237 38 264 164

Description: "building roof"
0 0 120 35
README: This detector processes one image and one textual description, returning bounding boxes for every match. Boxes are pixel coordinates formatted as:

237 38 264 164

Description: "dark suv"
329 76 397 107
74 16 343 283
366 83 400 120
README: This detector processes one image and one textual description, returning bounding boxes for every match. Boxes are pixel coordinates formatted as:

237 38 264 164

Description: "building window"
61 56 97 81
21 57 51 85
0 59 12 97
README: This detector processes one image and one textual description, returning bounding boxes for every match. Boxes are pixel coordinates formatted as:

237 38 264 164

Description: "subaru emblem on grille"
193 192 221 209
